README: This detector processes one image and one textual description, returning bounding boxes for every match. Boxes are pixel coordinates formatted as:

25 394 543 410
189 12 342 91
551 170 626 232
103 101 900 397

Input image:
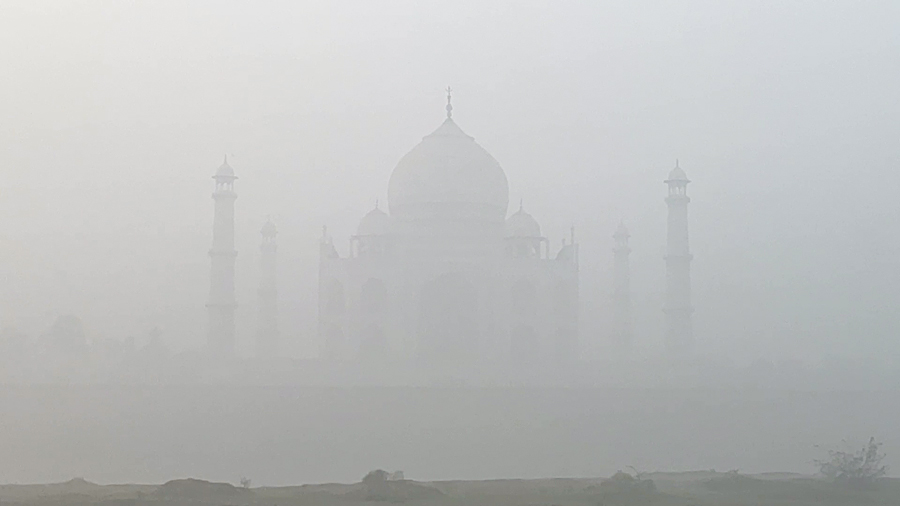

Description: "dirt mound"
588 472 666 505
54 478 101 492
346 479 444 502
155 478 253 503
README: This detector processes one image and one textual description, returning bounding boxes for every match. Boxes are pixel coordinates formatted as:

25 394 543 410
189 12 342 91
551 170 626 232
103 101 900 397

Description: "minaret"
664 160 693 353
611 222 633 351
207 156 238 355
256 218 279 357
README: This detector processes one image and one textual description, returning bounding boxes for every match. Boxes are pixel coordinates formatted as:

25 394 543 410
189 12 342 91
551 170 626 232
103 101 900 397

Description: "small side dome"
357 206 390 236
505 206 541 238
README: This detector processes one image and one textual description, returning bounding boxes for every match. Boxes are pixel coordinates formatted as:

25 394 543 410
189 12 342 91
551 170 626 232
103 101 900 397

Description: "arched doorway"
323 323 345 357
511 279 537 319
417 273 479 362
359 278 388 357
553 281 572 319
322 278 345 319
553 281 576 362
510 279 538 360
359 278 387 314
359 324 388 359
321 278 346 357
510 324 538 362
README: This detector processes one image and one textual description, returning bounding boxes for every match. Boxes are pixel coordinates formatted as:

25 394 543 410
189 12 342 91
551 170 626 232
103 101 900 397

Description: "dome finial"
375 198 379 210
519 198 523 212
224 153 228 164
675 158 679 168
445 86 453 119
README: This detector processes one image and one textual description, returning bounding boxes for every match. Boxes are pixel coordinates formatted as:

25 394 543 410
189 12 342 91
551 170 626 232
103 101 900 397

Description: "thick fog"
0 0 898 486
2 1 899 361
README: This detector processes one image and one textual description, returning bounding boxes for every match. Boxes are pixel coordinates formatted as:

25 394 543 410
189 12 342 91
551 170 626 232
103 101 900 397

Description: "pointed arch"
417 273 479 362
360 278 388 314
322 278 345 318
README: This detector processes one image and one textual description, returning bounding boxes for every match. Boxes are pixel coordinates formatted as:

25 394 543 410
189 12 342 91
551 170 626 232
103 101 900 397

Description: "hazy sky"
0 1 898 361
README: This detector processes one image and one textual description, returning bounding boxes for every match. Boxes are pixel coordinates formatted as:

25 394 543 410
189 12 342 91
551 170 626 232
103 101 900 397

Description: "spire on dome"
505 200 541 238
357 202 390 236
445 86 453 119
666 159 689 183
519 198 524 212
215 153 236 179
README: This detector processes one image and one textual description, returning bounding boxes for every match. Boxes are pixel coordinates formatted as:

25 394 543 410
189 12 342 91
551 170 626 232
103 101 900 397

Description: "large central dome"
388 117 509 220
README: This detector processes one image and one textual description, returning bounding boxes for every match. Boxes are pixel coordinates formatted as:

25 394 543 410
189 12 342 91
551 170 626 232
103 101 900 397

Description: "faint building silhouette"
611 222 633 351
256 218 279 357
664 160 693 353
45 314 88 354
0 326 29 357
207 156 238 355
318 92 579 364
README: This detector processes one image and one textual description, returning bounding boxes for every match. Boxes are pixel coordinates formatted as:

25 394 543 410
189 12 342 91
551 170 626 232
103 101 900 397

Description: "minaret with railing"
207 156 238 355
612 221 633 351
256 218 279 357
664 160 693 353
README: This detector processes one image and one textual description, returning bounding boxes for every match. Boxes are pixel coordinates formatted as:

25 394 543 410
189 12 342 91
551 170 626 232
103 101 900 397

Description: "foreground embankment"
0 386 895 484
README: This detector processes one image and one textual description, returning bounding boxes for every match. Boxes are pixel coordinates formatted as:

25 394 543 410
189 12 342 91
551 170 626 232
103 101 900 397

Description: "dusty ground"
0 473 897 506
1 386 898 484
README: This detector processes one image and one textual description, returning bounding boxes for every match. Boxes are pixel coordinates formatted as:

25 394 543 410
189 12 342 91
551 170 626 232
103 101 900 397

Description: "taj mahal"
206 91 694 363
